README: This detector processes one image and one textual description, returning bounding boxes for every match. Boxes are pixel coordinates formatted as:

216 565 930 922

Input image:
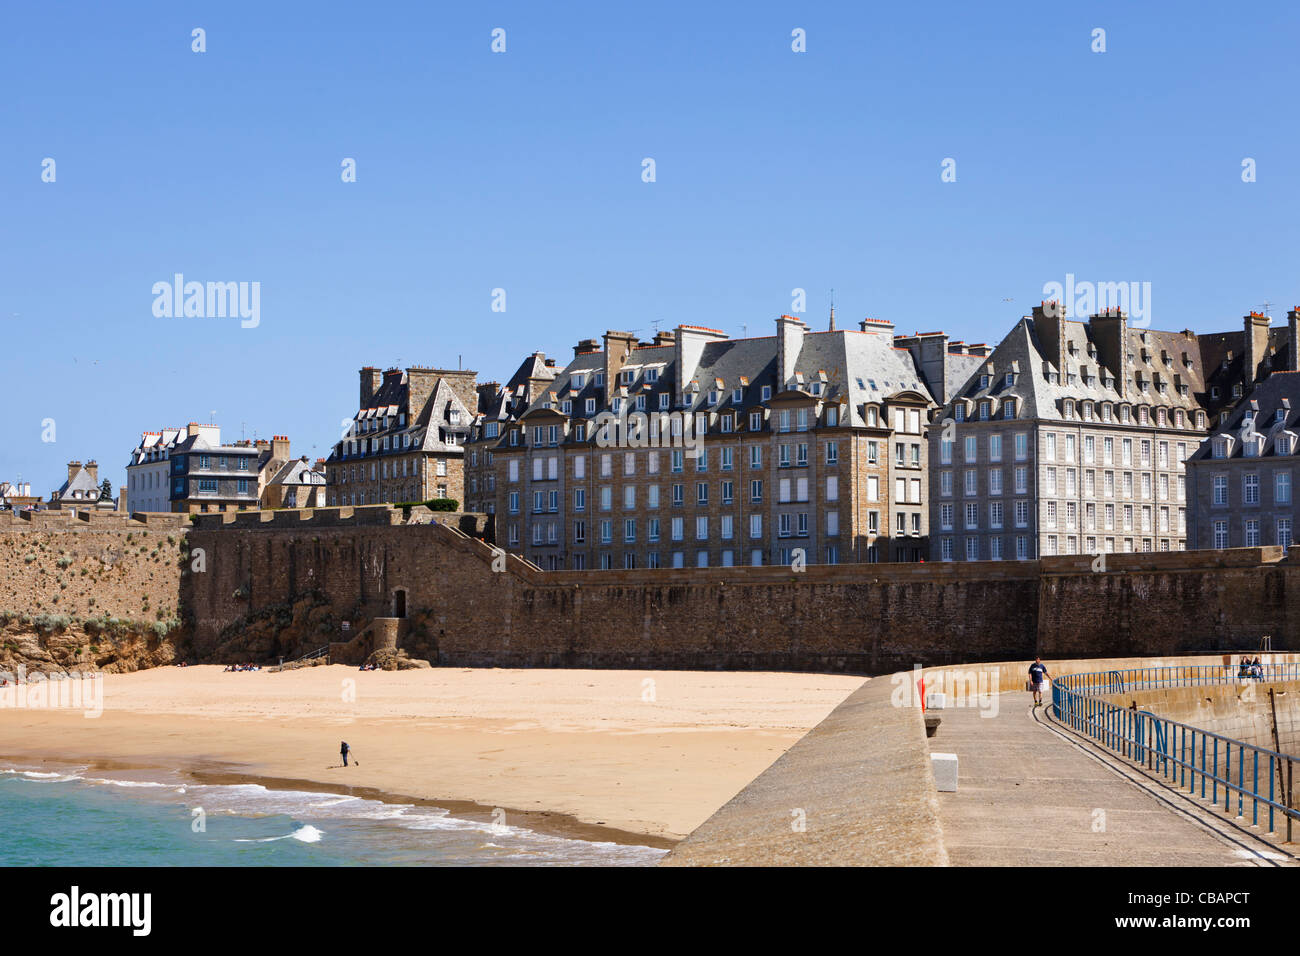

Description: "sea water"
0 768 666 866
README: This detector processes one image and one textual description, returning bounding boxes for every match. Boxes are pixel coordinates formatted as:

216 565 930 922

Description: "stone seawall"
1 506 1299 672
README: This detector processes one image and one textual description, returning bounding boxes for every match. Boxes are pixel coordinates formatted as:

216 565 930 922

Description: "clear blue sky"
2 0 1298 493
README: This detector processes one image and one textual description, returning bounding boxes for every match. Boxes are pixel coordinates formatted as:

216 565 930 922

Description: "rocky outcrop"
0 617 186 675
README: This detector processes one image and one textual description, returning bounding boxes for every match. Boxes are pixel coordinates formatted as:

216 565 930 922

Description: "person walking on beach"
340 741 350 767
1028 657 1051 707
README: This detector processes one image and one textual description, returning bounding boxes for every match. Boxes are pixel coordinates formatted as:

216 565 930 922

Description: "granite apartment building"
927 304 1300 561
929 304 1216 560
326 366 476 506
478 313 970 570
1187 369 1300 550
463 352 558 516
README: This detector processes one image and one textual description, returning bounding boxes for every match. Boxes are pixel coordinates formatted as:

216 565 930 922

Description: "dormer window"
573 374 586 389
826 406 839 427
1278 435 1294 456
646 369 659 383
954 405 966 423
1063 400 1074 419
732 388 743 403
811 382 823 396
979 401 990 420
708 389 720 405
595 373 605 387
979 374 989 389
761 386 772 402
1213 438 1229 459
621 370 635 386
1233 384 1243 398
1004 372 1014 387
1002 399 1016 418
1277 409 1287 423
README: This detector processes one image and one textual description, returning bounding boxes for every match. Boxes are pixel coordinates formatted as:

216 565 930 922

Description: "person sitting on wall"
1238 658 1251 678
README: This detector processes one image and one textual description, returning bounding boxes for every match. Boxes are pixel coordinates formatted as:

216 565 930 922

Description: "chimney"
1244 311 1271 385
602 330 639 405
1090 308 1129 399
476 381 501 413
674 325 730 408
85 461 98 484
359 366 383 408
1032 301 1068 376
67 461 82 483
860 317 894 333
892 330 950 403
653 330 676 347
776 315 806 390
574 338 600 357
1288 308 1300 372
271 435 291 461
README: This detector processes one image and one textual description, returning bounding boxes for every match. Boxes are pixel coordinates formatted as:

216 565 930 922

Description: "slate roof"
1187 370 1300 462
942 317 1209 423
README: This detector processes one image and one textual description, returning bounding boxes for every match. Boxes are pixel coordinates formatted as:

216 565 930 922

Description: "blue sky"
2 0 1298 493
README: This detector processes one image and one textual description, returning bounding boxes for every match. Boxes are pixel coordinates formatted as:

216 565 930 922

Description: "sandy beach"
0 665 862 844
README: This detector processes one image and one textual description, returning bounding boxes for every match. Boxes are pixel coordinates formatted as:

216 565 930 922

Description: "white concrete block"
925 692 947 711
931 752 959 792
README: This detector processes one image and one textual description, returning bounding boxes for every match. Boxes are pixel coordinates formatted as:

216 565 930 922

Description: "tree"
100 478 113 501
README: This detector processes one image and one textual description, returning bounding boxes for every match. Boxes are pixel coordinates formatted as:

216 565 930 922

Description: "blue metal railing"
1051 664 1300 840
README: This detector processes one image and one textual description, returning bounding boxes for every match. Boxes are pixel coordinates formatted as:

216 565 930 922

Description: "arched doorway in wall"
392 589 407 618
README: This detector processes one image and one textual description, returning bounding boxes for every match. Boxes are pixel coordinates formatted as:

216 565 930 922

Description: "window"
1212 476 1227 506
1213 520 1229 550
1277 471 1292 505
1244 474 1259 506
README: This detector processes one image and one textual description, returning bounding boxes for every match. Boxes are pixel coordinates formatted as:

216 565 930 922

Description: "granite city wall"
3 506 1298 672
184 508 1300 672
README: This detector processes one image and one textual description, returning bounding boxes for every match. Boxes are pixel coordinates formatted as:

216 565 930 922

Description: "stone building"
482 314 958 570
463 352 558 517
1187 369 1300 550
326 366 476 507
927 304 1300 562
48 461 114 510
263 456 328 509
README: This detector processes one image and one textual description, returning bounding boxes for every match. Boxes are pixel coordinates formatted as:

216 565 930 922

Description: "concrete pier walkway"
933 694 1294 866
